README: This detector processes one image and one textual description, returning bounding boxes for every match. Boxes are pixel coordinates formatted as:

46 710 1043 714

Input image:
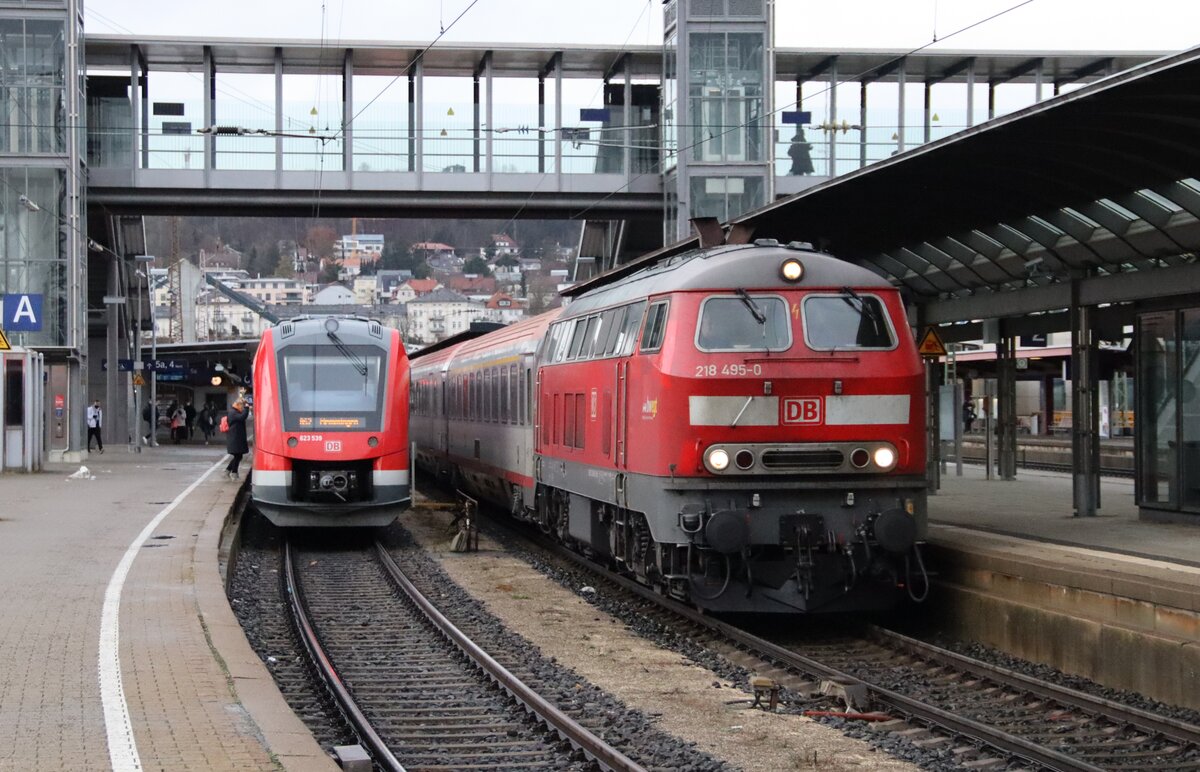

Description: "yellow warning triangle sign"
132 372 146 386
0 328 10 351
917 326 947 357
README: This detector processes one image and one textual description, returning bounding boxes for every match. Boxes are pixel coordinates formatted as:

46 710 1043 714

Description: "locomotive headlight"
287 436 298 448
873 446 897 469
324 317 339 333
780 258 804 282
706 447 731 472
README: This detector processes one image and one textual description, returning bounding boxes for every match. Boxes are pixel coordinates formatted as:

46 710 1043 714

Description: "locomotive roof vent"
753 238 780 247
368 321 382 338
786 240 814 251
280 322 295 338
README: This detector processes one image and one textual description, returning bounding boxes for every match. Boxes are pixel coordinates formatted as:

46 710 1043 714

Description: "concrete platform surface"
0 446 334 771
929 463 1199 566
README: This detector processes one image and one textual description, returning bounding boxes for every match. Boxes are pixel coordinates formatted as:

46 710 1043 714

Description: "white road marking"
98 456 229 771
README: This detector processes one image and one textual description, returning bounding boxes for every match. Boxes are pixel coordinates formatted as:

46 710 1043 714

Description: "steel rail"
518 527 1114 772
282 541 407 772
372 541 647 772
871 626 1200 749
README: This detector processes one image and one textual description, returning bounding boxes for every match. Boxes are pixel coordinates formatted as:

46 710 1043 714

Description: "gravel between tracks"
402 503 920 772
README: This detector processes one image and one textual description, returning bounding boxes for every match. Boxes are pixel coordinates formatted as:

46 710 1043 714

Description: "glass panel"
697 295 790 351
353 74 411 172
277 345 385 431
803 295 896 350
1138 313 1177 509
282 73 344 171
1180 310 1200 510
0 167 67 346
214 73 276 170
0 19 65 154
688 32 763 164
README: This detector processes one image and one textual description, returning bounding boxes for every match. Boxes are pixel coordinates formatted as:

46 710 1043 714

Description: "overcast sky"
85 0 1198 52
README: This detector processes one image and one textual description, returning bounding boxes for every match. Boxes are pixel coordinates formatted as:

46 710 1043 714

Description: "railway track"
283 539 646 771
473 506 1200 771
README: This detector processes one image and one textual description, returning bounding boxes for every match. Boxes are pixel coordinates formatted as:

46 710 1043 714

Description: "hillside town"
148 224 578 351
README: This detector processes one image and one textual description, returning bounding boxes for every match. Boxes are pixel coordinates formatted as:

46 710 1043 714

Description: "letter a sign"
2 294 43 332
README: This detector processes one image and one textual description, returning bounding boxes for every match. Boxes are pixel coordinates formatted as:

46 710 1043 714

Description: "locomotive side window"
696 294 791 351
600 306 624 356
616 300 646 356
802 293 896 350
567 318 588 360
640 301 670 352
580 315 601 359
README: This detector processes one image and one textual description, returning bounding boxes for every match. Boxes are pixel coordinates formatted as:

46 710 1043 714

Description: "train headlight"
368 436 379 448
323 317 339 333
287 436 298 448
780 258 804 282
873 446 897 469
706 448 731 472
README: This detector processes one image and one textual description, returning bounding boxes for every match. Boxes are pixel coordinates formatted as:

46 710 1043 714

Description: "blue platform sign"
2 293 43 332
781 111 813 125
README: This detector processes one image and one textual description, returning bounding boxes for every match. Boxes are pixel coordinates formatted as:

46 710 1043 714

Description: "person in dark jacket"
224 398 250 479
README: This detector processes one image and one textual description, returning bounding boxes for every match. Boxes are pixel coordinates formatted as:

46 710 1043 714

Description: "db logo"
324 440 342 452
783 397 822 424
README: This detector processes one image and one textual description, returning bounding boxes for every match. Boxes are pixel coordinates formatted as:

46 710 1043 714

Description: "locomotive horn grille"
760 449 844 469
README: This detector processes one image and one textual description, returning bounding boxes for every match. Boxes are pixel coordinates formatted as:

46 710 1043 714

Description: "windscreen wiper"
736 287 766 325
840 286 882 333
327 331 368 376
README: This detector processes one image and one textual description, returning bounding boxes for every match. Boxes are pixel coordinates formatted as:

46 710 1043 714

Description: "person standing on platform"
963 399 977 435
788 128 814 176
170 404 187 444
143 401 157 445
198 404 215 445
86 399 104 453
185 400 196 439
224 398 250 480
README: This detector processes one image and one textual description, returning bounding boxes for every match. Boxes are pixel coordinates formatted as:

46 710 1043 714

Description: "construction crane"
204 274 281 325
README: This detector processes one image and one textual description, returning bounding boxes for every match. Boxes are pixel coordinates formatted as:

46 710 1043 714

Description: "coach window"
640 301 670 352
522 368 531 426
802 294 896 350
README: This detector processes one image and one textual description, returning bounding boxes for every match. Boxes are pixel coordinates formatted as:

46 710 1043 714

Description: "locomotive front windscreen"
696 294 791 351
802 293 896 350
277 344 387 431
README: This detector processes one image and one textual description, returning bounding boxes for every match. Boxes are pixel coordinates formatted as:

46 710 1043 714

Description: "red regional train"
252 315 410 527
411 240 930 613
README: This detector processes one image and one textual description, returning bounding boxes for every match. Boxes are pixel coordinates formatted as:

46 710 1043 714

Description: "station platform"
926 464 1200 710
0 445 334 771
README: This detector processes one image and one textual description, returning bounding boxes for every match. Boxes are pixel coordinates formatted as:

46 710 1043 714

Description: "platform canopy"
572 46 1200 325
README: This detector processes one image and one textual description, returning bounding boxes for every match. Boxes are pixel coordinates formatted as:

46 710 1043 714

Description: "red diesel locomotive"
411 240 929 613
252 315 410 527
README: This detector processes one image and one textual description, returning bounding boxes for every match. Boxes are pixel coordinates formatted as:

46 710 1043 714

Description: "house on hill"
445 274 497 297
406 288 483 345
312 284 356 305
491 232 520 256
393 278 440 304
484 292 526 324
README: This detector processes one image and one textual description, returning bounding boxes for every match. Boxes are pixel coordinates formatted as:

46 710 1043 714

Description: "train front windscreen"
277 343 387 432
